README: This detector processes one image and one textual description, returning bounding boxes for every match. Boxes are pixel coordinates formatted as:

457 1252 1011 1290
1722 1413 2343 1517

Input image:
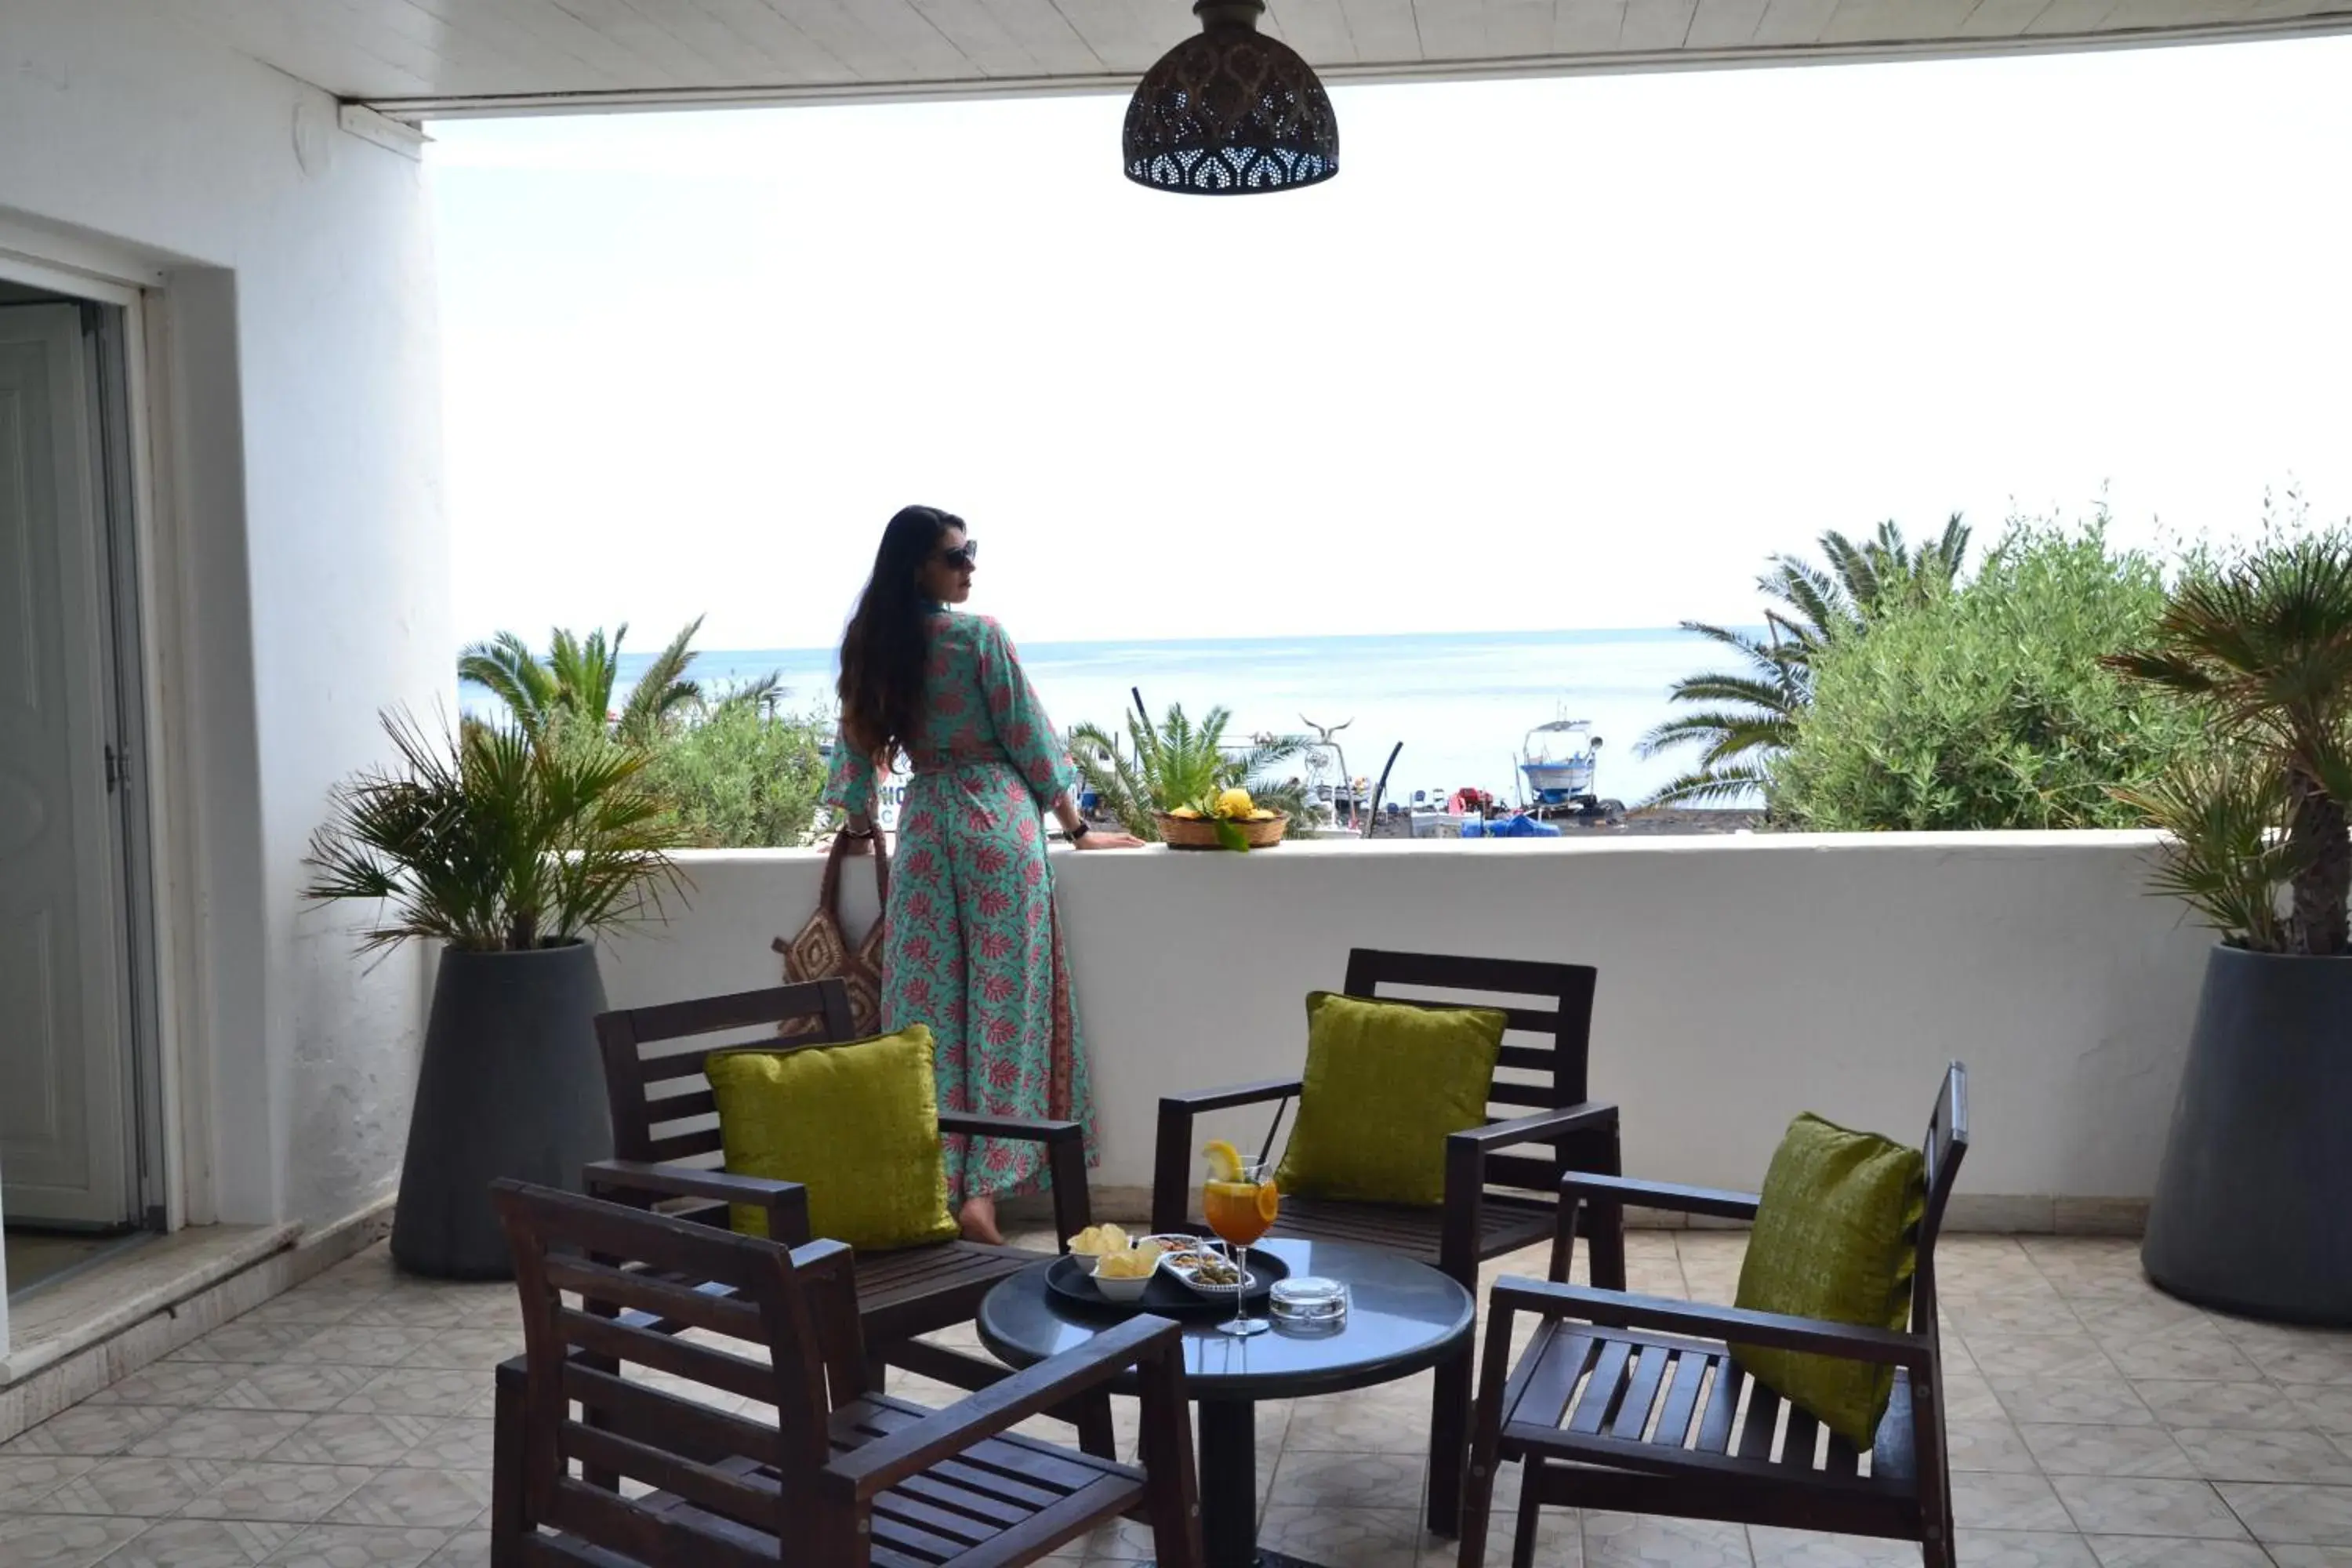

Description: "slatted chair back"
492 1178 865 1568
596 981 855 1170
1909 1061 1971 1336
1339 949 1600 1202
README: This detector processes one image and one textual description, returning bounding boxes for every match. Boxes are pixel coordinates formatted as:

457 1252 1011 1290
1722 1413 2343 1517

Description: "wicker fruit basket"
1155 811 1290 850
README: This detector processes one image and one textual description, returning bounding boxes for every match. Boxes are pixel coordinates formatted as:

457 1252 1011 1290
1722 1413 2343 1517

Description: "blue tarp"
1460 815 1561 838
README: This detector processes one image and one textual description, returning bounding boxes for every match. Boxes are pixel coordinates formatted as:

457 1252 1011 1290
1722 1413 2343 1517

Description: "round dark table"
975 1236 1475 1568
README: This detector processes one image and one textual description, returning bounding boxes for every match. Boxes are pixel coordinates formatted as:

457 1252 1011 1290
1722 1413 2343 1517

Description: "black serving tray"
1045 1249 1290 1319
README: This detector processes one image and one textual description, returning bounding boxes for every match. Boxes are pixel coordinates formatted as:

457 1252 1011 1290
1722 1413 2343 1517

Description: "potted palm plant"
305 713 689 1279
2107 531 2352 1323
1068 700 1310 851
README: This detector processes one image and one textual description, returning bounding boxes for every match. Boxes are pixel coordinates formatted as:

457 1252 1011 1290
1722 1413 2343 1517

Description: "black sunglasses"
934 539 978 570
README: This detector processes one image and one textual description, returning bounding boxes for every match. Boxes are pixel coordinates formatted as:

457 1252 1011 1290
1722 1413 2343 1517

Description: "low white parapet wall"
598 833 2209 1232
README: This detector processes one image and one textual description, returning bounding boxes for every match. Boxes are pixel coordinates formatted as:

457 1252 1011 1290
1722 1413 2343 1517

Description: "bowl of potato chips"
1065 1224 1168 1301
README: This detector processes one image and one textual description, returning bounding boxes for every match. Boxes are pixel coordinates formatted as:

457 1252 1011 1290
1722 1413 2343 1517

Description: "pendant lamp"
1123 0 1339 194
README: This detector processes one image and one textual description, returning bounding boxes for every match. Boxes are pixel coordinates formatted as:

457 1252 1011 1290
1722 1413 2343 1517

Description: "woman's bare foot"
957 1196 1004 1246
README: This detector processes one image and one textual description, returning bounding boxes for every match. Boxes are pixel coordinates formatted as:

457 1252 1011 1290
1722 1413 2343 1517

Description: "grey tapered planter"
2141 944 2352 1325
390 942 613 1280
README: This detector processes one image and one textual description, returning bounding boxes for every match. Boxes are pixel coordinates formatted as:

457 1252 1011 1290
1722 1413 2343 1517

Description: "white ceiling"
161 0 2352 113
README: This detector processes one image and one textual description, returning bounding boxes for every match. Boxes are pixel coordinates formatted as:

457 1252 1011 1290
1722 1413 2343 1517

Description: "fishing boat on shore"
1518 716 1622 819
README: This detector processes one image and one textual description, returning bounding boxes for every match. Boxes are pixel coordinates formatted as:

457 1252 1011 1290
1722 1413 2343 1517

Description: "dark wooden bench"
1459 1062 1970 1568
1147 949 1619 1537
487 1179 1203 1568
583 980 1112 1455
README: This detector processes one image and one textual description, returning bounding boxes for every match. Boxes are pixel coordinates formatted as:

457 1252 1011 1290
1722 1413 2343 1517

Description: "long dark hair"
837 505 960 768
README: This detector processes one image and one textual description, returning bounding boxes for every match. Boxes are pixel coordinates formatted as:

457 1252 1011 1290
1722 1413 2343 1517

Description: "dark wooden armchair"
1459 1062 1970 1568
488 1180 1203 1568
1147 949 1618 1537
583 981 1111 1454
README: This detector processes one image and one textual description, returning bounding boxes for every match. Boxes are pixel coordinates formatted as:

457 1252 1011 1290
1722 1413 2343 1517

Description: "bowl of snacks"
1165 1247 1247 1294
1066 1223 1138 1276
1089 1245 1164 1302
1066 1224 1174 1300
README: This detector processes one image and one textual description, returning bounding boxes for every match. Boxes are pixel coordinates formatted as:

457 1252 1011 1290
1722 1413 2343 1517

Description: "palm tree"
1638 516 1970 808
1068 701 1310 842
459 617 707 748
2107 532 2352 956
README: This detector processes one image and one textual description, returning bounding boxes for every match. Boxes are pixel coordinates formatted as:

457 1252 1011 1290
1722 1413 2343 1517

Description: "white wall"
0 4 446 1227
598 832 2214 1216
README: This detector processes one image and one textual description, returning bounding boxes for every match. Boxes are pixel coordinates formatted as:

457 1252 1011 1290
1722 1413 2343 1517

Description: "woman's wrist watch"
1067 819 1090 841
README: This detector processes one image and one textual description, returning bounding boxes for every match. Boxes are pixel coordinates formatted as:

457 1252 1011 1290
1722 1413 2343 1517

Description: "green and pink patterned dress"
824 610 1095 1204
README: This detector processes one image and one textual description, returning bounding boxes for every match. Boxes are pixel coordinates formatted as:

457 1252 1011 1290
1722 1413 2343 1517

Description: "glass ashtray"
1269 1276 1349 1328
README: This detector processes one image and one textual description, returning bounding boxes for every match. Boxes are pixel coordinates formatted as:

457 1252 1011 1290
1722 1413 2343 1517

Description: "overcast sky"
428 34 2352 652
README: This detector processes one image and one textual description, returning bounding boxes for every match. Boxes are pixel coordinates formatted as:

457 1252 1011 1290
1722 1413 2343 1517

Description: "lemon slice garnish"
1203 1138 1243 1183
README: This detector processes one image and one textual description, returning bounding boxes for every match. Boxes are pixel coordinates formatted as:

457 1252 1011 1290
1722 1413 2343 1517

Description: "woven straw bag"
771 831 891 1038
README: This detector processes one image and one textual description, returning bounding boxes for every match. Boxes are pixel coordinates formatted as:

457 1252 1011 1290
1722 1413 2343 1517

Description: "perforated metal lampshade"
1123 0 1339 194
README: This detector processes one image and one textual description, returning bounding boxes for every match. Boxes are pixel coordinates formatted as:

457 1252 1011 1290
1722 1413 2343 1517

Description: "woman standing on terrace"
828 506 1144 1244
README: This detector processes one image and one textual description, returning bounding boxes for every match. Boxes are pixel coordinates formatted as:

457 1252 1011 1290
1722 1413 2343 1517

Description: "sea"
459 627 1730 810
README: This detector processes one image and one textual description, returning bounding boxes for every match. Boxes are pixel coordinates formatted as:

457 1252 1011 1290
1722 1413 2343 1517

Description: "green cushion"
1273 992 1504 1207
706 1026 959 1251
1731 1112 1927 1450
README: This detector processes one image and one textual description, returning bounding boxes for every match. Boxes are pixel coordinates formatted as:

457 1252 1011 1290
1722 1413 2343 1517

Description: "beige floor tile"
1964 1334 2119 1381
1950 1298 2088 1337
2091 1331 2261 1383
2 1406 175 1457
1252 1506 1426 1566
2048 1475 2247 1539
2015 1424 2192 1479
167 1327 318 1367
1954 1530 2099 1566
2132 1379 2312 1432
101 1518 307 1568
260 1524 451 1568
1988 1380 2154 1429
0 1512 151 1567
1944 1372 2006 1423
233 1291 372 1330
263 1415 436 1469
2270 1549 2352 1566
39 1457 236 1518
2172 1426 2352 1484
421 1530 488 1568
2289 1386 2352 1436
213 1368 379 1416
2065 1296 2211 1338
129 1411 310 1462
89 1364 263 1408
2229 1334 2352 1388
1581 1512 1753 1566
323 1470 492 1531
389 1332 521 1373
1745 1526 1917 1565
1064 1513 1161 1560
389 1421 493 1472
282 1330 441 1370
178 1464 379 1524
0 1456 98 1512
1265 1449 1426 1509
1445 1507 1583 1566
2212 1482 2352 1546
1947 1417 2042 1475
1287 1396 1438 1454
332 1370 490 1419
1953 1472 2074 1531
343 1294 474 1330
2082 1536 2270 1566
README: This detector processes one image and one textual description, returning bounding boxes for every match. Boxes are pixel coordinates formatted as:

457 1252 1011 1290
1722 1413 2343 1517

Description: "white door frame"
0 222 201 1239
